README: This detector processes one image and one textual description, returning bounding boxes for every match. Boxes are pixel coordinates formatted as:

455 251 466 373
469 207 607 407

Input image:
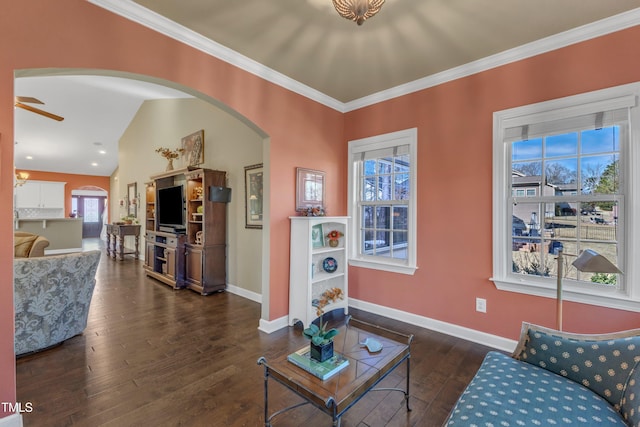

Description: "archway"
14 69 270 317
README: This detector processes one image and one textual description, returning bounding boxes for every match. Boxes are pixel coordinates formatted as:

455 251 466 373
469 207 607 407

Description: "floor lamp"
556 249 622 331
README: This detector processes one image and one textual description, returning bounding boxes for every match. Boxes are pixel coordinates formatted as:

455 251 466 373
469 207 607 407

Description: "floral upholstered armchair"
14 250 101 356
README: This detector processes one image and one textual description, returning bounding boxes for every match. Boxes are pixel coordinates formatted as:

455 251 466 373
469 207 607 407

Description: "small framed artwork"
296 167 325 212
181 129 205 167
311 224 325 248
245 163 263 229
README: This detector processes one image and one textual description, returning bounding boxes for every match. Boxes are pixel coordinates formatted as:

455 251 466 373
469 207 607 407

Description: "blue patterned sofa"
445 323 640 426
14 250 101 356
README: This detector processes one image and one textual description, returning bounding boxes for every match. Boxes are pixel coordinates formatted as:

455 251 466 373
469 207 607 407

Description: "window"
348 128 417 274
493 83 640 312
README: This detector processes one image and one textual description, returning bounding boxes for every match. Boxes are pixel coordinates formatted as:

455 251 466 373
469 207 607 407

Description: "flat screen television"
157 185 185 229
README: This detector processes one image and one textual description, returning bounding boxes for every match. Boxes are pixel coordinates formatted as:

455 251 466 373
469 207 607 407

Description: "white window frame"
492 83 640 312
348 128 418 275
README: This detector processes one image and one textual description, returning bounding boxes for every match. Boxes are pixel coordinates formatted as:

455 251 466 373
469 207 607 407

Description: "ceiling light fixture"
332 0 385 25
15 171 30 187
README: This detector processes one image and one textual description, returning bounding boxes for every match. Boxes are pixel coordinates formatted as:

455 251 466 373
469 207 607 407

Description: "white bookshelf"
288 216 349 327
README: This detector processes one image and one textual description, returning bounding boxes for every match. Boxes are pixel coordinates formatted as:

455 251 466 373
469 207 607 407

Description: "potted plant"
121 214 137 225
303 287 344 362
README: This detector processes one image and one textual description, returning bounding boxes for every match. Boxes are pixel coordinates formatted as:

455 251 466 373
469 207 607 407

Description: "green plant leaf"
303 324 320 339
323 328 339 341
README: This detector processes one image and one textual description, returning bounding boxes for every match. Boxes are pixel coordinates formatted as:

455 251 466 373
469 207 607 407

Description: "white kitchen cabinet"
15 181 65 209
288 216 349 328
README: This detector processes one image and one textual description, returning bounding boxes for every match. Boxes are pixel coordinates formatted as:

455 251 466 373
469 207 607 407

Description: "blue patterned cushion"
621 360 640 427
515 328 640 410
446 351 627 426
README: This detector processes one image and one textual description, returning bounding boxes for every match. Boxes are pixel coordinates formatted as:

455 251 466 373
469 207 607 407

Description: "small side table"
106 223 141 260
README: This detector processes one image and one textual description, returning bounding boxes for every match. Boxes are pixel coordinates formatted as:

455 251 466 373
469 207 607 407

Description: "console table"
257 317 413 426
106 223 141 260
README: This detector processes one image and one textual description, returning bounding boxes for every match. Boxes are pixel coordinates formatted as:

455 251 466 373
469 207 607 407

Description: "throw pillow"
516 326 640 410
14 235 38 257
621 360 640 427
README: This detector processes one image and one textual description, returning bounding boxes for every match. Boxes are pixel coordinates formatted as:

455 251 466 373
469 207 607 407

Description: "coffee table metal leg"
405 355 412 411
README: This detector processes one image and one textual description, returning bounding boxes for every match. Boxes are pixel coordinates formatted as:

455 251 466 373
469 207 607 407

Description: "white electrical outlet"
476 298 487 313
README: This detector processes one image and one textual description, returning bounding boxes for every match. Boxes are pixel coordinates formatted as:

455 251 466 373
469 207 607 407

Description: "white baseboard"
241 290 516 351
0 413 22 427
258 315 289 334
225 283 261 304
349 298 517 353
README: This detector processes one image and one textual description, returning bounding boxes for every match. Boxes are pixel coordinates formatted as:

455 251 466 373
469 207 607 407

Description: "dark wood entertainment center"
143 167 228 295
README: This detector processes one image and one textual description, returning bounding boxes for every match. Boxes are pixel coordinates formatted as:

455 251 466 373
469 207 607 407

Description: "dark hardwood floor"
16 243 493 427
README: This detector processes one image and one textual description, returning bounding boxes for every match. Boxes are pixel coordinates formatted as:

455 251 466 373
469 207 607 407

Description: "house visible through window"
348 128 417 275
493 83 640 312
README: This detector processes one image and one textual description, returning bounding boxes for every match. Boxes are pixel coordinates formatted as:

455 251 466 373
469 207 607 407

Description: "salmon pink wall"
1 0 345 416
345 26 640 341
16 170 110 218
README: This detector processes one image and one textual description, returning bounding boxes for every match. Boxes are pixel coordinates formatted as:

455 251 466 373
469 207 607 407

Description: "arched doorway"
71 187 108 238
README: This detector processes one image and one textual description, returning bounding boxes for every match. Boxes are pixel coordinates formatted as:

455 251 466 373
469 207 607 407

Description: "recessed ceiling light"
99 150 106 155
26 156 33 160
91 162 98 167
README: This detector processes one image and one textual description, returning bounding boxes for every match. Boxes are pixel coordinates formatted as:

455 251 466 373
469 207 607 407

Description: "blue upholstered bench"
445 323 640 426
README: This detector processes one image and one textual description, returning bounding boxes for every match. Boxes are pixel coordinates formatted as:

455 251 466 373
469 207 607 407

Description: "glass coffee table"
257 317 413 426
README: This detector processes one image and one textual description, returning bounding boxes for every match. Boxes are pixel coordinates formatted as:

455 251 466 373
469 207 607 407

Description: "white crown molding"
87 0 346 112
344 8 640 111
90 1 640 113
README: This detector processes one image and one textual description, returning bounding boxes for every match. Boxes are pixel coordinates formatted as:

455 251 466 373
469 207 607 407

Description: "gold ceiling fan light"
332 0 385 25
14 96 64 121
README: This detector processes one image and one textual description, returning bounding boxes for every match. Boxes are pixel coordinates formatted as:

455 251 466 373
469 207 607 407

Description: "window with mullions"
348 128 417 275
361 152 409 259
493 83 640 312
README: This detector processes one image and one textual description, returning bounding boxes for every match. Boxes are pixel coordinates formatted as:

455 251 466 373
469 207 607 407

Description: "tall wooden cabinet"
184 169 227 295
143 167 228 295
288 216 349 327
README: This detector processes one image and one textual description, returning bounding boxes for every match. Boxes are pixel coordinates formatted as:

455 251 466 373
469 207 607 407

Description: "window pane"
363 229 375 251
395 173 409 200
364 159 376 176
362 206 374 228
378 158 392 174
362 176 376 201
582 126 619 154
512 138 542 161
377 175 392 200
376 206 390 229
376 231 390 256
393 206 408 230
84 198 99 222
394 154 410 173
545 158 577 188
545 133 577 158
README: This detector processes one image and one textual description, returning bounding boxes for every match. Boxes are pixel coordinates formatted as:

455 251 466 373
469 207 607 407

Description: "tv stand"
143 167 228 295
159 225 186 234
143 230 186 289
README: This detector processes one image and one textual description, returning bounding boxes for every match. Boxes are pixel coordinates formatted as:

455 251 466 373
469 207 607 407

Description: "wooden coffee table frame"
257 317 413 427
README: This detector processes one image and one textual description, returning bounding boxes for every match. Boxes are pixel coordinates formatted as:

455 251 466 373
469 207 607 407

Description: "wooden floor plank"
16 241 492 426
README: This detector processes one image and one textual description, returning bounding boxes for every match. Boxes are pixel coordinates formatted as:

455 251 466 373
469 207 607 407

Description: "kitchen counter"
15 218 83 254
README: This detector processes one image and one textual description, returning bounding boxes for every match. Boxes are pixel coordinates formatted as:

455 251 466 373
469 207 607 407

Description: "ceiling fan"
14 96 64 121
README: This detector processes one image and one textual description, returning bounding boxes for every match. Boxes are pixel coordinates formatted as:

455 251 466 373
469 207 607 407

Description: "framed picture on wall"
181 129 205 167
245 163 263 229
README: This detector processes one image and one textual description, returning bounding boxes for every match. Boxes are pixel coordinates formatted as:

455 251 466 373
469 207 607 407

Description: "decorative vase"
310 340 334 362
328 239 339 248
166 158 174 171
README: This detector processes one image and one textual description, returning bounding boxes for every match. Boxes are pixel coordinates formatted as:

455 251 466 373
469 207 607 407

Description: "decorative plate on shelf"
322 257 338 273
